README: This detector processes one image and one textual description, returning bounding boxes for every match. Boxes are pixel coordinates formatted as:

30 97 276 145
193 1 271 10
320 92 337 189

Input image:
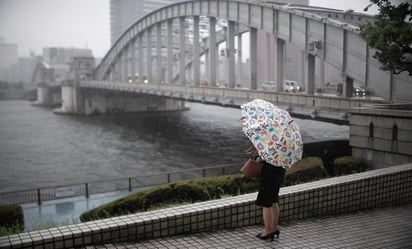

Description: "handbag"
240 158 263 177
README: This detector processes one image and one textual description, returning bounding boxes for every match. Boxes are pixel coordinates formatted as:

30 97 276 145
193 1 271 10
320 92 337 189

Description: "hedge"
0 204 24 236
285 157 328 186
334 156 370 176
0 204 24 228
80 174 259 222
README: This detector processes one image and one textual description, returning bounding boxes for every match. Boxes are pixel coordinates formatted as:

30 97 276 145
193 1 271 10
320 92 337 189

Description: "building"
0 38 18 69
42 47 93 66
0 38 19 83
110 0 186 45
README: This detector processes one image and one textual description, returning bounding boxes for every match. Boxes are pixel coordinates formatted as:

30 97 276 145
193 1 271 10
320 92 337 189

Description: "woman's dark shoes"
273 229 280 238
256 229 280 241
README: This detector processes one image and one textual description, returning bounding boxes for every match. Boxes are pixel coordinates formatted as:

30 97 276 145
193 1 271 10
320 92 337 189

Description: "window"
369 123 374 138
392 124 398 141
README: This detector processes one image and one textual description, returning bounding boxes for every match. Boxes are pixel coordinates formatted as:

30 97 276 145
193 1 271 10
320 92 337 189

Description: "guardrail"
0 163 241 205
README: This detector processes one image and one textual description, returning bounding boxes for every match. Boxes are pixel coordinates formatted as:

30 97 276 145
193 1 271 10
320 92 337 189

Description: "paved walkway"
86 203 412 249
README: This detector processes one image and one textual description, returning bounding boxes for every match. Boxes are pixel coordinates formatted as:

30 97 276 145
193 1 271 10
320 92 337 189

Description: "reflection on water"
0 100 348 192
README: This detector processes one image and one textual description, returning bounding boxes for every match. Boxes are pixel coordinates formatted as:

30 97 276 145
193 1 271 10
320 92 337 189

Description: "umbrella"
240 99 303 169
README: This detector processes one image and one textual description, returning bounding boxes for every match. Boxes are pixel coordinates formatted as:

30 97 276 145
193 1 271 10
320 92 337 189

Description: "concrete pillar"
116 58 121 81
344 76 354 98
60 85 75 112
265 33 271 81
179 17 186 84
109 69 113 81
209 17 217 86
167 19 173 84
227 21 235 89
187 63 192 82
307 53 315 94
56 79 82 114
156 23 163 83
147 27 152 83
37 86 51 104
138 33 144 83
193 16 200 86
123 49 129 82
205 50 210 82
319 58 325 89
249 28 258 90
237 32 243 86
276 38 285 92
130 39 136 83
299 50 305 90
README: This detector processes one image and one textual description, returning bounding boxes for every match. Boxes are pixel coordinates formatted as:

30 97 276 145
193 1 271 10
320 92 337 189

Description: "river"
0 100 349 193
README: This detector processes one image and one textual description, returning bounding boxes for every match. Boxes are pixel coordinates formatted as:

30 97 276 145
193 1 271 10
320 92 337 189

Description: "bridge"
31 0 411 123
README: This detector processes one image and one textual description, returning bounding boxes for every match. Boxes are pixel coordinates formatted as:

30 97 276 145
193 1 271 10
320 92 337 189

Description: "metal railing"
0 163 241 205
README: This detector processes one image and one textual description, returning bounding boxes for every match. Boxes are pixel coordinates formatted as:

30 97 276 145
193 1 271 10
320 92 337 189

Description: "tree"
360 0 412 75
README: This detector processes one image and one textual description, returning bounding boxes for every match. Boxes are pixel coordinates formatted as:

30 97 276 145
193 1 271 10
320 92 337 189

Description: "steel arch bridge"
93 0 410 103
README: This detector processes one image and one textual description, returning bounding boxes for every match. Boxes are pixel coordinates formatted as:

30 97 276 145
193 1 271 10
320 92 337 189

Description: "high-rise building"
0 38 18 69
0 38 19 83
110 0 185 45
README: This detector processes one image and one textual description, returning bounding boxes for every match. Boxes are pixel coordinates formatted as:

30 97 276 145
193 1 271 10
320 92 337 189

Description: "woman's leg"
270 203 280 232
262 203 280 235
262 206 273 235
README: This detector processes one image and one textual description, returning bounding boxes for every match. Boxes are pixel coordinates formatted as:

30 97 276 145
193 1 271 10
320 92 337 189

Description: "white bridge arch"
94 0 411 102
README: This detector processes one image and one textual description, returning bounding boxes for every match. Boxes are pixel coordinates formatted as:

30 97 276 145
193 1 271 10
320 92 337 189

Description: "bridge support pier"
36 86 51 105
32 84 61 107
54 80 82 114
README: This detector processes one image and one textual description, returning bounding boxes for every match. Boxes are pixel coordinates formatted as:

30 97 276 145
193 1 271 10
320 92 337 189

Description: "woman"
245 145 286 241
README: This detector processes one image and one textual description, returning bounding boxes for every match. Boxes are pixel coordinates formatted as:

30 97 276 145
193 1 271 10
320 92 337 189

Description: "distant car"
283 80 302 92
261 80 302 92
353 84 368 97
128 74 138 83
336 83 368 97
261 81 277 90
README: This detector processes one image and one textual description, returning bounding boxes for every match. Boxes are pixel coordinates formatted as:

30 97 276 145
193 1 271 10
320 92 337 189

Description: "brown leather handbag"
240 158 263 178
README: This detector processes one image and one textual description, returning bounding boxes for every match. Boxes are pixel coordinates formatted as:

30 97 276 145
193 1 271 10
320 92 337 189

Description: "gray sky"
0 0 377 58
0 0 110 57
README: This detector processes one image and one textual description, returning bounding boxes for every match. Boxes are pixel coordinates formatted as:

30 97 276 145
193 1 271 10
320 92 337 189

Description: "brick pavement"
85 203 412 249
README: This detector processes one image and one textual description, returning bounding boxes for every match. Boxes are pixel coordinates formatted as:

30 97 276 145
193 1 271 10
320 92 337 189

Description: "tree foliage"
360 0 412 75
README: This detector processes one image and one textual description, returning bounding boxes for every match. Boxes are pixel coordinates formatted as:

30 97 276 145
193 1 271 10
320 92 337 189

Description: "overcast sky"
0 0 377 58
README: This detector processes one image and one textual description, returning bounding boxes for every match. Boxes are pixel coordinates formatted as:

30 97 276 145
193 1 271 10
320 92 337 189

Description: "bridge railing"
0 163 241 206
82 80 386 112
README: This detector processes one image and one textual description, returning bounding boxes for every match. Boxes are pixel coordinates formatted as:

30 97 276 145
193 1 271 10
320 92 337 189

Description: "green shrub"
0 204 24 228
0 224 24 236
334 156 370 176
142 182 211 210
284 157 328 186
80 174 259 222
0 204 24 236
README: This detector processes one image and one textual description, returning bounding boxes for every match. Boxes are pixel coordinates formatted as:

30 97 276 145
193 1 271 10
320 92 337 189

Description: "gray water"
0 100 349 193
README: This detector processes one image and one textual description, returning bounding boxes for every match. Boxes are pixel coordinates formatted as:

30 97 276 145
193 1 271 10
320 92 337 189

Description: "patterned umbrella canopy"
240 99 303 169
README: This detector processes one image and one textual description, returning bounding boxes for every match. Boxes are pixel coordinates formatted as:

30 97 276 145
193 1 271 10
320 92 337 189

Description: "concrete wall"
57 83 186 115
83 91 186 115
350 104 412 168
